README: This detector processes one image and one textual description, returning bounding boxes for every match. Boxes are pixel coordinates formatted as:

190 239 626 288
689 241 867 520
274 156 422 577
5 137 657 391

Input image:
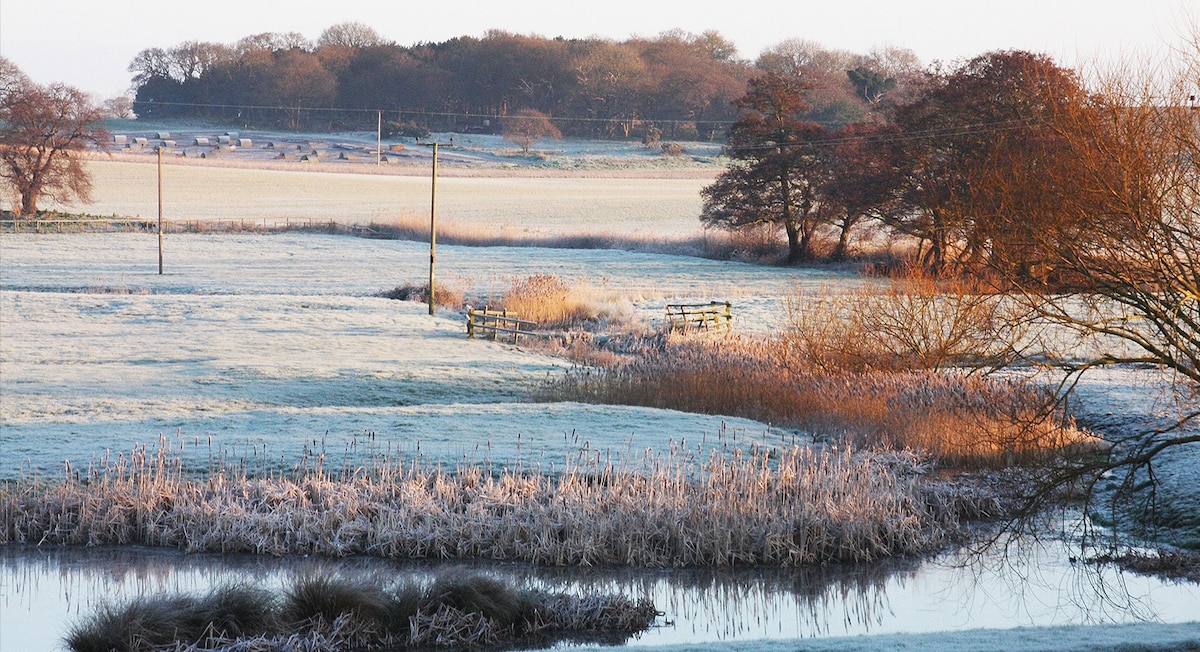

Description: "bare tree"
317 22 387 50
0 59 107 216
102 95 134 119
501 108 561 155
993 46 1200 552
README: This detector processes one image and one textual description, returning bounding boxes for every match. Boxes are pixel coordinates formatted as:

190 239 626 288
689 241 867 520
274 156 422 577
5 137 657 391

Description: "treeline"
128 23 921 138
702 48 1154 279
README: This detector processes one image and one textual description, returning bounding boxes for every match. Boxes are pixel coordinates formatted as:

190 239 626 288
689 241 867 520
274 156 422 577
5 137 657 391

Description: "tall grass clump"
379 281 465 310
66 583 277 652
495 274 630 329
66 572 657 651
2 441 969 567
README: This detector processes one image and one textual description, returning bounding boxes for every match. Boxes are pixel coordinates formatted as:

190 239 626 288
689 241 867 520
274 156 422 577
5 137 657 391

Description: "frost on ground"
0 232 834 477
45 158 717 238
1065 367 1200 549
3 219 1199 648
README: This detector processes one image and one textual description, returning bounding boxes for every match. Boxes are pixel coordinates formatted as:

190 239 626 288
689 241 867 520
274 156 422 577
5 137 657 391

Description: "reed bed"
66 572 657 651
544 332 1095 469
1 441 973 567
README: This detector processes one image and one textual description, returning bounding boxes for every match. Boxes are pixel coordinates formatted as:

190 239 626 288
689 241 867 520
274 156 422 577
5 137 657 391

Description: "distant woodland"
126 23 920 138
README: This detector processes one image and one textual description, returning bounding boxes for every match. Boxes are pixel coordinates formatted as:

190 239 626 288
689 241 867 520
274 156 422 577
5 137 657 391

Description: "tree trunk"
833 214 852 261
785 219 803 263
19 188 38 216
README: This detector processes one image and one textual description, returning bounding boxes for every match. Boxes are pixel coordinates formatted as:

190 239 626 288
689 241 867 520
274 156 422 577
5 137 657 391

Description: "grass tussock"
379 281 466 310
1 441 973 567
66 583 277 652
66 572 657 651
544 331 1095 469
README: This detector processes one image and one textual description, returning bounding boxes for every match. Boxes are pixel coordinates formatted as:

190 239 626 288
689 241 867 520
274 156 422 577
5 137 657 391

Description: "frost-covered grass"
4 171 1198 648
0 232 836 478
1 440 967 567
43 159 715 239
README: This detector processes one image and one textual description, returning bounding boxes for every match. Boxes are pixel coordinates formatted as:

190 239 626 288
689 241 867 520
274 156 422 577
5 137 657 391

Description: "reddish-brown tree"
817 121 903 260
888 51 1090 275
0 59 107 216
701 72 828 262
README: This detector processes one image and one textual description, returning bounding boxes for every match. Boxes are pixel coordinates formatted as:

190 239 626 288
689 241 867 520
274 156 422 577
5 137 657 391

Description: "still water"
2 534 1197 651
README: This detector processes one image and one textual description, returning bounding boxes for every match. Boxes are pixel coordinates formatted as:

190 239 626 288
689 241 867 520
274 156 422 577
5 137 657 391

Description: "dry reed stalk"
544 331 1097 469
4 442 967 567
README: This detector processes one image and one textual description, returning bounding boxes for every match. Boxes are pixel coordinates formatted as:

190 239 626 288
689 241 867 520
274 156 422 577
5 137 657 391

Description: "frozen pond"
3 537 1198 652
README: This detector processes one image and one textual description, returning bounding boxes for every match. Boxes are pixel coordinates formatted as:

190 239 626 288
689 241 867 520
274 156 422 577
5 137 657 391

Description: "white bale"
193 137 210 146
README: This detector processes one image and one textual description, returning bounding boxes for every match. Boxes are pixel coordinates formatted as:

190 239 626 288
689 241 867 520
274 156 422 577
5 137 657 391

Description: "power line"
132 99 734 128
132 99 1055 148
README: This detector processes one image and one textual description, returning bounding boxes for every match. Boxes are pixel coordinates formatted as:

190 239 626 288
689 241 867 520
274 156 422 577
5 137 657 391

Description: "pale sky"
0 0 1192 98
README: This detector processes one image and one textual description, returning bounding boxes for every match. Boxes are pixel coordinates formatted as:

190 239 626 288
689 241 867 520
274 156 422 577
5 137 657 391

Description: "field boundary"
0 217 358 234
665 301 733 331
467 305 538 343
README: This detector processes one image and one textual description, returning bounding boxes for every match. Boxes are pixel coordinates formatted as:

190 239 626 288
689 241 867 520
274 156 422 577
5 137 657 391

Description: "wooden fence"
466 306 538 343
665 301 732 331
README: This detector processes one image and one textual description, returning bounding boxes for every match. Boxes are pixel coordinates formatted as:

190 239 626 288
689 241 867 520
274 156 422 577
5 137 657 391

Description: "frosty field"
0 231 828 479
53 158 716 239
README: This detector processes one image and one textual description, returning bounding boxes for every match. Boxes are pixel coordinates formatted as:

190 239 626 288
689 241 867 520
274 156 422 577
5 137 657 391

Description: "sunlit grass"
543 332 1097 469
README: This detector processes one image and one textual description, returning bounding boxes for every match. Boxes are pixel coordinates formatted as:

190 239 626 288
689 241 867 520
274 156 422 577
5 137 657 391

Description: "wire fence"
0 217 378 235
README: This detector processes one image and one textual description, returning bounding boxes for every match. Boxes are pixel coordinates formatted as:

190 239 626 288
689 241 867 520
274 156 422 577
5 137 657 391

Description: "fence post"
467 307 476 338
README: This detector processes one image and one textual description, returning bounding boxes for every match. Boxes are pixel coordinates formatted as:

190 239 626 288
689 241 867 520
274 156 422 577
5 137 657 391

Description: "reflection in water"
2 538 1198 651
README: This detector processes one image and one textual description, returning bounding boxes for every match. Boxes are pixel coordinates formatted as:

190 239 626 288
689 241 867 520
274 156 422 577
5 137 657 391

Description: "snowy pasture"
0 231 836 478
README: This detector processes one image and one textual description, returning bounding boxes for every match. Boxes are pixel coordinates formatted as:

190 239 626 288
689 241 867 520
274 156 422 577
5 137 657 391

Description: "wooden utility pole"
377 110 382 166
157 146 164 274
428 142 438 315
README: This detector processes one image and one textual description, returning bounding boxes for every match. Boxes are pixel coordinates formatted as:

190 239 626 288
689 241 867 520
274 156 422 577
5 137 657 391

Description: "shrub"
782 271 1030 374
379 282 465 310
382 120 429 140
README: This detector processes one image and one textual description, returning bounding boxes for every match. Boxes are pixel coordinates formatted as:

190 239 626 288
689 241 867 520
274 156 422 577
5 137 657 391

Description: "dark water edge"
3 537 1199 651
